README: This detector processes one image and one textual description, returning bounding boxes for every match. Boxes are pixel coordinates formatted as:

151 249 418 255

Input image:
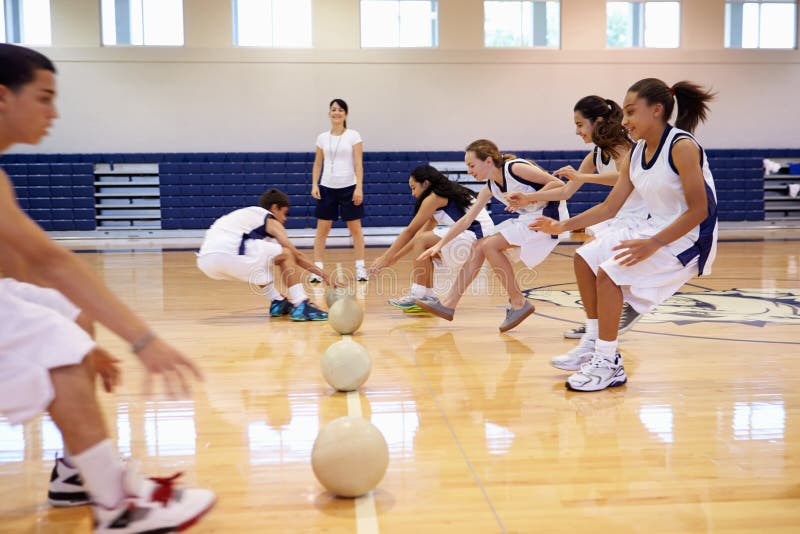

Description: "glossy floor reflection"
1 234 799 532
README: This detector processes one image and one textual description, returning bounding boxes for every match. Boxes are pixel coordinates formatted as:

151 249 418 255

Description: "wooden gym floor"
1 228 799 533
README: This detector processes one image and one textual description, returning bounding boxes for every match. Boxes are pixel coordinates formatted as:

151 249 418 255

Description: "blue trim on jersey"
677 182 717 276
439 198 485 239
238 213 273 255
668 133 704 175
641 125 673 170
507 161 545 190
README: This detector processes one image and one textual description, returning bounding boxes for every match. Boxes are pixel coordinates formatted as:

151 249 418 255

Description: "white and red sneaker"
93 463 215 533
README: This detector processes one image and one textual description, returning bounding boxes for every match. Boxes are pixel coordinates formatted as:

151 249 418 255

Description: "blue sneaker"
290 300 328 321
270 298 292 317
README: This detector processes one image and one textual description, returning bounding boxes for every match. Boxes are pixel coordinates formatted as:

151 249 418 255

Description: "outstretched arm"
0 173 202 395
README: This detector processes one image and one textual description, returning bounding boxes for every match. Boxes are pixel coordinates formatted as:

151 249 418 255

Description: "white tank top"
489 158 569 224
593 146 649 226
432 196 495 239
199 206 277 255
628 125 718 275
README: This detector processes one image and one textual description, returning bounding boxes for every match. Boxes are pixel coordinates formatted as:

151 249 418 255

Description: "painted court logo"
523 287 800 327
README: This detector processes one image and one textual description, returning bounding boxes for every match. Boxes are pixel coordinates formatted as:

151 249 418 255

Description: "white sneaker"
93 462 215 533
566 353 627 392
550 343 594 371
388 293 419 309
356 266 369 282
308 273 323 283
48 456 90 507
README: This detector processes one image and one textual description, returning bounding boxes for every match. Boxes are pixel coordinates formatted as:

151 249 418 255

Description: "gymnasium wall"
7 0 800 155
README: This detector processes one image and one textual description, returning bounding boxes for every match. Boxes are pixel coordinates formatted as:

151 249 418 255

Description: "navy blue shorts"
315 184 364 221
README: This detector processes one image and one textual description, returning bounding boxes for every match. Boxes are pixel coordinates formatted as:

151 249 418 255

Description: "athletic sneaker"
566 353 627 392
290 300 328 321
308 273 323 284
617 303 642 335
563 303 642 339
415 296 454 321
48 457 90 507
93 462 215 534
498 301 535 333
356 266 369 282
550 343 594 371
388 293 418 310
269 298 292 317
563 324 586 339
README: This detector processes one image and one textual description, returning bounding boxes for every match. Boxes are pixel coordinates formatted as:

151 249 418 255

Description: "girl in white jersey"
417 139 568 332
310 99 368 282
368 164 494 311
532 78 718 392
506 96 646 340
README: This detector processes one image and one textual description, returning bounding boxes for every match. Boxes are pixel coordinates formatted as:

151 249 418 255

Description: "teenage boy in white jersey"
0 43 214 532
197 188 341 321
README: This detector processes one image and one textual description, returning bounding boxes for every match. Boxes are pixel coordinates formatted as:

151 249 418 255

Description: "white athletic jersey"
199 206 278 256
592 146 649 226
316 129 363 189
432 196 495 239
629 125 718 275
489 158 569 226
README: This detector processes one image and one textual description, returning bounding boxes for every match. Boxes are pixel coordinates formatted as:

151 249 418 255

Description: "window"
360 0 438 48
484 1 560 48
607 1 680 48
233 0 312 47
1 0 51 45
725 1 796 48
101 0 184 46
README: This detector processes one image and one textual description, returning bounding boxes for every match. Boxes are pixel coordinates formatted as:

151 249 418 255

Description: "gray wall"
13 0 800 154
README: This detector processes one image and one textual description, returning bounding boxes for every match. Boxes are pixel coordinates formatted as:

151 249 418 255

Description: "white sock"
425 287 436 298
595 338 619 361
288 283 307 305
263 283 282 301
355 259 365 269
62 446 74 467
70 439 125 509
410 283 427 298
580 318 599 347
314 261 324 270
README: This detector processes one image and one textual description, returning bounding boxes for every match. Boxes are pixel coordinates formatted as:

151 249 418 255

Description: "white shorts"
576 227 699 314
494 218 562 268
197 239 282 286
586 215 646 238
433 227 479 269
0 279 95 424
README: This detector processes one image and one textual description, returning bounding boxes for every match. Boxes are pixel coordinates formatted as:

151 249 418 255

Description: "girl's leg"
412 231 440 288
345 219 366 264
480 234 525 309
596 268 623 342
313 219 333 264
440 240 485 309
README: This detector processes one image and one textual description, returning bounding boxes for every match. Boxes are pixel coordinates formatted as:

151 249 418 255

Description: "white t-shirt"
316 129 363 189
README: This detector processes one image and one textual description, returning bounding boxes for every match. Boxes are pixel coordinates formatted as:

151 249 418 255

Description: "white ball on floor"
325 286 352 308
321 339 372 392
311 416 389 498
328 296 363 335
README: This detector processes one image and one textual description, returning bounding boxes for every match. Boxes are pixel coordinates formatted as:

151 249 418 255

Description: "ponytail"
574 95 631 160
628 78 715 134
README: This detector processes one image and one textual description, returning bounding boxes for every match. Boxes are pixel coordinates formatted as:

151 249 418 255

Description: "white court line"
347 386 380 534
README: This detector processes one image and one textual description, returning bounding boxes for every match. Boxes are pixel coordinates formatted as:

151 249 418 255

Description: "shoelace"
579 353 614 373
149 473 182 507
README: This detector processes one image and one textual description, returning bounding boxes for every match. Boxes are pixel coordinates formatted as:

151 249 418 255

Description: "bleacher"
3 148 797 231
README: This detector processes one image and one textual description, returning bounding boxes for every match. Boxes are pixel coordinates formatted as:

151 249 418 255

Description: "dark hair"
259 188 290 210
465 139 544 171
627 78 715 134
574 95 631 160
410 164 476 215
0 43 56 92
330 98 349 128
